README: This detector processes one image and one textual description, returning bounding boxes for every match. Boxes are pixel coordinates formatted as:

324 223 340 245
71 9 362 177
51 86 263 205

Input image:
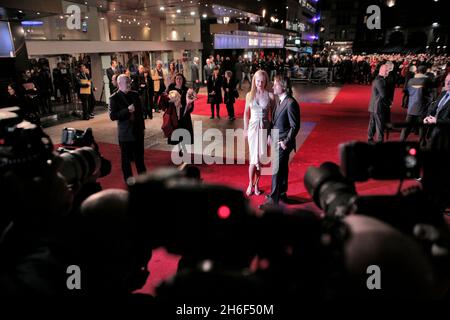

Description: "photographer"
0 130 72 295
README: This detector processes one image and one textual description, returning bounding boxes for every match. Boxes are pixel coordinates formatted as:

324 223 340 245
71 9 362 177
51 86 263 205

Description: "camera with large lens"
0 108 110 208
304 139 450 290
58 127 111 188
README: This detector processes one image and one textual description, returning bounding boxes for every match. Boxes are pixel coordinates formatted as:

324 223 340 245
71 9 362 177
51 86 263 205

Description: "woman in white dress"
243 70 275 196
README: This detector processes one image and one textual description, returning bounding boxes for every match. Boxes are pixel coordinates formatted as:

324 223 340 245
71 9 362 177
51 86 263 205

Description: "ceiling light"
160 6 165 11
190 11 195 16
202 13 207 18
176 9 181 13
386 0 396 6
36 12 40 15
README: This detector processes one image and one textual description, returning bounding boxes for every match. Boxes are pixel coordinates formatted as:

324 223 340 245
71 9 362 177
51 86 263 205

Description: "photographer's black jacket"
109 90 145 142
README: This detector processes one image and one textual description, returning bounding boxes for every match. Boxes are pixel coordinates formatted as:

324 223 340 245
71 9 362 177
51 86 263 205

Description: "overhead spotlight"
85 16 89 19
36 12 40 15
432 22 439 27
18 10 23 13
160 6 165 11
202 13 207 18
190 11 195 16
176 9 181 13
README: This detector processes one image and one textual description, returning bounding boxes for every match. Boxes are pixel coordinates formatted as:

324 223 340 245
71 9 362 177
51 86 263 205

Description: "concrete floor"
44 83 341 162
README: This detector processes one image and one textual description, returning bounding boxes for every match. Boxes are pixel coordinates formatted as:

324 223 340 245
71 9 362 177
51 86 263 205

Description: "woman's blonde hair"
248 70 269 102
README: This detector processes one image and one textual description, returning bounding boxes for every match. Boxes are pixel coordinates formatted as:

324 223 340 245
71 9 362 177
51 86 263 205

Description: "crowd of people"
287 52 449 86
365 54 449 146
3 57 99 123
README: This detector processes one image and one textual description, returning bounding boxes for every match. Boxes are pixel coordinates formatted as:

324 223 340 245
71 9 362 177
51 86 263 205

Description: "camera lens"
304 162 357 217
58 147 101 185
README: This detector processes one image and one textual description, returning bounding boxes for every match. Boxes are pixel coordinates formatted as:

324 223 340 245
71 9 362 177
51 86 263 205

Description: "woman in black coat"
207 66 223 119
166 73 194 146
222 70 237 121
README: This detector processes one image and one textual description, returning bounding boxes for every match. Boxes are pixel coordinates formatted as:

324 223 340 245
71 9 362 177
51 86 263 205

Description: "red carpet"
190 94 247 118
93 84 425 295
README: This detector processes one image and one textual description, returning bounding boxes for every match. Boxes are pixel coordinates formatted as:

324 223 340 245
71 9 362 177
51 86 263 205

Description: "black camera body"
304 140 450 276
0 109 110 202
61 127 94 147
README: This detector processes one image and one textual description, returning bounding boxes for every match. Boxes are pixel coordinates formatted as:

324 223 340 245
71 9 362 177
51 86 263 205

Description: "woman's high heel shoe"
246 184 254 196
254 177 262 195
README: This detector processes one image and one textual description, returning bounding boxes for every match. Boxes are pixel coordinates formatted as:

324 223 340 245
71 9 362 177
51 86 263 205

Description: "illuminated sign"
21 21 43 26
215 33 284 49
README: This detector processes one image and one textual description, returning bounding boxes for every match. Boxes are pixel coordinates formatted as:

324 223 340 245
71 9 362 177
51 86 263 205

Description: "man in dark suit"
109 74 147 182
368 64 389 143
261 75 301 207
400 65 434 144
191 57 200 93
424 73 450 145
106 59 119 95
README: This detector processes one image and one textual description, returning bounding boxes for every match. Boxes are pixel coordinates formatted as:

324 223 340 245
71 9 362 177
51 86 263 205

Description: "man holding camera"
109 74 147 182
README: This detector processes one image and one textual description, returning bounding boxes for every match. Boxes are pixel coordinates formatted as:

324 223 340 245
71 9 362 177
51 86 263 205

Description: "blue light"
21 21 43 26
